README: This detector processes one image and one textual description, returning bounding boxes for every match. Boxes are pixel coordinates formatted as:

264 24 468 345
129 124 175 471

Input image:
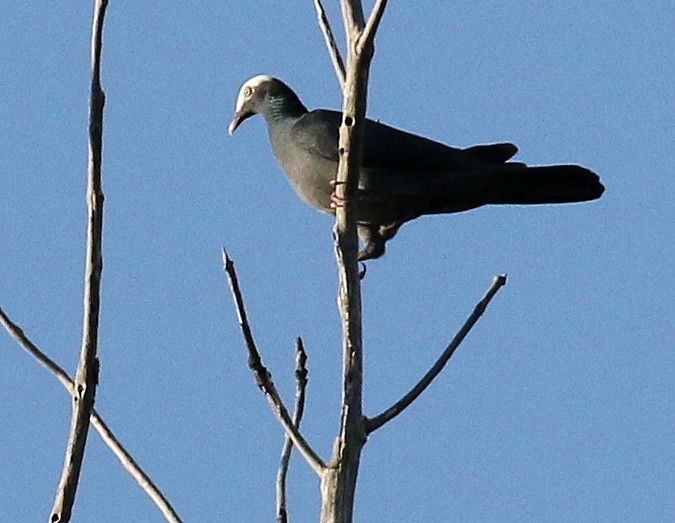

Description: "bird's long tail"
487 165 604 205
415 165 604 216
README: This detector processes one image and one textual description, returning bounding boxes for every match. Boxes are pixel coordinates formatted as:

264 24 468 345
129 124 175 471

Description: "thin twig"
276 337 309 523
50 1 108 520
312 0 346 88
364 275 508 434
1 308 73 390
222 249 325 476
0 307 183 523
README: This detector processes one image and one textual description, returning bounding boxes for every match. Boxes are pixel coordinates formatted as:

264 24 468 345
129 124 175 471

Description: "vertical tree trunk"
319 2 386 521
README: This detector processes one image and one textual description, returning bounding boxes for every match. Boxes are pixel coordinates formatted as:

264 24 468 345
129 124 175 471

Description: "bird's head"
228 75 307 135
228 75 274 135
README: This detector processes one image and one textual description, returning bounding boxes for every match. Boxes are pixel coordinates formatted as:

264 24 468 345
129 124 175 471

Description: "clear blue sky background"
1 2 673 522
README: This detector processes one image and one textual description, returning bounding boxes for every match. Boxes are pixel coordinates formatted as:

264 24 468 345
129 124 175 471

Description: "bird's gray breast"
270 131 336 214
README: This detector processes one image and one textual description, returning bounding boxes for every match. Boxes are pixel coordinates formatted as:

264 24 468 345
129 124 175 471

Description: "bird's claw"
358 262 367 279
329 192 345 208
329 179 347 208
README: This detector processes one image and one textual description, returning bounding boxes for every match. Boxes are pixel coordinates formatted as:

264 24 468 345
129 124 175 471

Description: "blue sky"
1 2 673 522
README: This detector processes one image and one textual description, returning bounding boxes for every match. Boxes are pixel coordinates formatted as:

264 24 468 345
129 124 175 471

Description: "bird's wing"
289 110 341 162
291 109 519 174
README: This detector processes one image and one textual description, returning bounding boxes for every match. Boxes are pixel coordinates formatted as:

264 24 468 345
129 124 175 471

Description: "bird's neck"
266 92 307 124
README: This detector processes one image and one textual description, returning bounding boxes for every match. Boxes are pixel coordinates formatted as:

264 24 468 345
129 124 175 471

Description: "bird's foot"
329 193 345 209
329 180 346 208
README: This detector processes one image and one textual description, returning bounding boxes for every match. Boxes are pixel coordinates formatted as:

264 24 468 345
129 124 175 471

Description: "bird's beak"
228 109 255 135
228 112 244 135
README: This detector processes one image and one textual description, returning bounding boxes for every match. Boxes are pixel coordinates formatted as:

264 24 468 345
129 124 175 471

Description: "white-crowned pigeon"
229 75 604 260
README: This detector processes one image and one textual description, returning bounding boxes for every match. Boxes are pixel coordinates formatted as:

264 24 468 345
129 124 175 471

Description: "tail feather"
408 164 604 216
464 142 519 163
489 165 604 204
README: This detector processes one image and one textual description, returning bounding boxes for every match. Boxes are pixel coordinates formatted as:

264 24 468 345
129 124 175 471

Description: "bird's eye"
244 86 253 97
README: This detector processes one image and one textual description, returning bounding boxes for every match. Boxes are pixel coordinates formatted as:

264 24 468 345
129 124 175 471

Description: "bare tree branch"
340 0 365 36
222 249 325 476
1 308 74 390
89 412 183 523
276 337 309 523
50 1 108 520
364 275 508 434
360 0 389 52
0 307 184 523
312 0 346 87
320 2 389 522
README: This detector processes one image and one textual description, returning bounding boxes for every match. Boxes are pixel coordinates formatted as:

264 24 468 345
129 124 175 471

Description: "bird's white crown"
233 74 274 112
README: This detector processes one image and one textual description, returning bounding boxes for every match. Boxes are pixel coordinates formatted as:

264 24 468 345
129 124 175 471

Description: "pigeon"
229 75 604 261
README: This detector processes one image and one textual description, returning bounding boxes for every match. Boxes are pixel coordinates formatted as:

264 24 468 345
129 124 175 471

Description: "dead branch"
360 0 388 51
276 337 309 523
50 1 108 520
312 0 346 87
0 307 183 523
222 249 325 476
320 2 389 523
365 275 508 434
